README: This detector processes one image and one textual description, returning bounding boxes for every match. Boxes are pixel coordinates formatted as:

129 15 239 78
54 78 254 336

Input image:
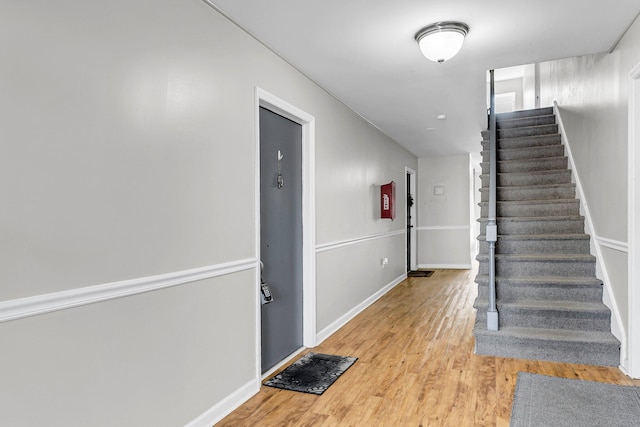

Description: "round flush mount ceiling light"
415 21 469 63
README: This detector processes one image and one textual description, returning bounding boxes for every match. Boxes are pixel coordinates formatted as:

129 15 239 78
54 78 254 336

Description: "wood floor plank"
217 269 640 426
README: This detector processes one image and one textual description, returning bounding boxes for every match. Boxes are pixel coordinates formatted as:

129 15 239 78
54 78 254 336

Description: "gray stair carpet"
473 106 620 366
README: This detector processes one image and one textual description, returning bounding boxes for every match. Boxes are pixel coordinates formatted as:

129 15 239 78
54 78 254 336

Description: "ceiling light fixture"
415 21 469 63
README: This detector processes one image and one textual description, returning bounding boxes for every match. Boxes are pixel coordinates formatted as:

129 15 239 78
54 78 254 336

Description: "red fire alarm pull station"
381 181 396 220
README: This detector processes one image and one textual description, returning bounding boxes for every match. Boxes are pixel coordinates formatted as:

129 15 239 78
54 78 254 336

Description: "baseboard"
261 346 306 380
315 273 406 345
418 264 471 270
184 378 259 427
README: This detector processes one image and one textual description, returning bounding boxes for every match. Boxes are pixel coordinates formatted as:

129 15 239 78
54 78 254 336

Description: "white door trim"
405 167 417 271
255 87 316 380
627 63 640 378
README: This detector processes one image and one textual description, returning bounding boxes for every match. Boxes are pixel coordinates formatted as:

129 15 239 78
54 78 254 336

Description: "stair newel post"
487 69 499 331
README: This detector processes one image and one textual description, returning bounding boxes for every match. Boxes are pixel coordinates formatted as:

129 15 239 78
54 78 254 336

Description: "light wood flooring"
217 269 640 426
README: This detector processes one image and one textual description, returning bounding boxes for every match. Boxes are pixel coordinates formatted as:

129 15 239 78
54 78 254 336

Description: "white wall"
417 154 474 269
495 78 524 111
538 15 640 372
0 1 416 425
489 64 536 113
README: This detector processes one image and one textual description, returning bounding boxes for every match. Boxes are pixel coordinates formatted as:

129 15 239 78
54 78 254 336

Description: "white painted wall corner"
315 272 406 345
183 379 259 427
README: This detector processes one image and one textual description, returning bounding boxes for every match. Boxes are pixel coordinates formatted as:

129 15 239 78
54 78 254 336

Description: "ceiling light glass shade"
415 22 469 63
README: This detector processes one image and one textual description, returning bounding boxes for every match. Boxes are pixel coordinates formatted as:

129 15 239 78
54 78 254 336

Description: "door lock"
261 283 273 305
260 261 273 305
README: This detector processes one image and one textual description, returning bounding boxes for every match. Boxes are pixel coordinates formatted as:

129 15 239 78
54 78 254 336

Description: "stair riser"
480 171 572 187
478 238 590 255
478 259 595 277
481 134 561 150
481 157 568 173
479 201 580 217
481 145 565 162
480 186 575 202
497 115 556 129
474 334 620 366
499 124 558 139
480 218 585 235
475 306 611 331
476 283 603 303
496 107 554 120
482 125 559 140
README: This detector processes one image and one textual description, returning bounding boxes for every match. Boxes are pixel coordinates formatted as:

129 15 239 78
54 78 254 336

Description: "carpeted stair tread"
478 215 585 226
478 253 596 262
479 199 580 218
475 275 604 303
481 123 558 139
480 214 584 222
476 253 597 268
477 254 596 278
481 188 576 203
496 114 556 129
481 157 568 173
475 274 603 287
496 107 554 120
473 324 620 366
481 134 561 149
476 299 611 314
478 233 590 242
479 216 586 236
484 182 576 190
480 169 571 187
474 300 613 331
481 145 565 161
483 169 570 177
485 156 567 166
479 199 580 207
473 325 619 344
480 184 577 202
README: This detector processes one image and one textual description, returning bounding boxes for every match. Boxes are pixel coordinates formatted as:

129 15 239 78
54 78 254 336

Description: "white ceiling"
206 0 640 158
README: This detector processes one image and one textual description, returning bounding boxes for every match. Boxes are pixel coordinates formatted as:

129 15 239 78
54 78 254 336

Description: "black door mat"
263 352 357 395
408 270 434 277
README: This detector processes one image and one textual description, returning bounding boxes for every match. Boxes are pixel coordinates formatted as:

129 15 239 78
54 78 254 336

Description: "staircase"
473 107 620 366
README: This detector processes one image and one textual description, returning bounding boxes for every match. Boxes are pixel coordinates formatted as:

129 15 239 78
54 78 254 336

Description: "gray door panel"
259 107 303 373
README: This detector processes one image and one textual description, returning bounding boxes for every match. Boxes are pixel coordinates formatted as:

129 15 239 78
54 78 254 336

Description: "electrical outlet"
381 257 389 267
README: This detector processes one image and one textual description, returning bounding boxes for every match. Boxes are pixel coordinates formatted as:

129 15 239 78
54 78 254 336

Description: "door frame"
628 63 640 378
254 87 316 380
405 167 417 271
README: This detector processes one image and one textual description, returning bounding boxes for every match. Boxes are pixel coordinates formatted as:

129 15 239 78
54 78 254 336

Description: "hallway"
218 269 639 426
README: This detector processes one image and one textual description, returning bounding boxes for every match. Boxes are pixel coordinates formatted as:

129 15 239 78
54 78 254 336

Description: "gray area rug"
264 352 357 395
510 372 640 426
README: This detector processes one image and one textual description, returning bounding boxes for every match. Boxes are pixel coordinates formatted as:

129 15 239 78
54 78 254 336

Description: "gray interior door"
259 107 303 374
407 172 412 272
